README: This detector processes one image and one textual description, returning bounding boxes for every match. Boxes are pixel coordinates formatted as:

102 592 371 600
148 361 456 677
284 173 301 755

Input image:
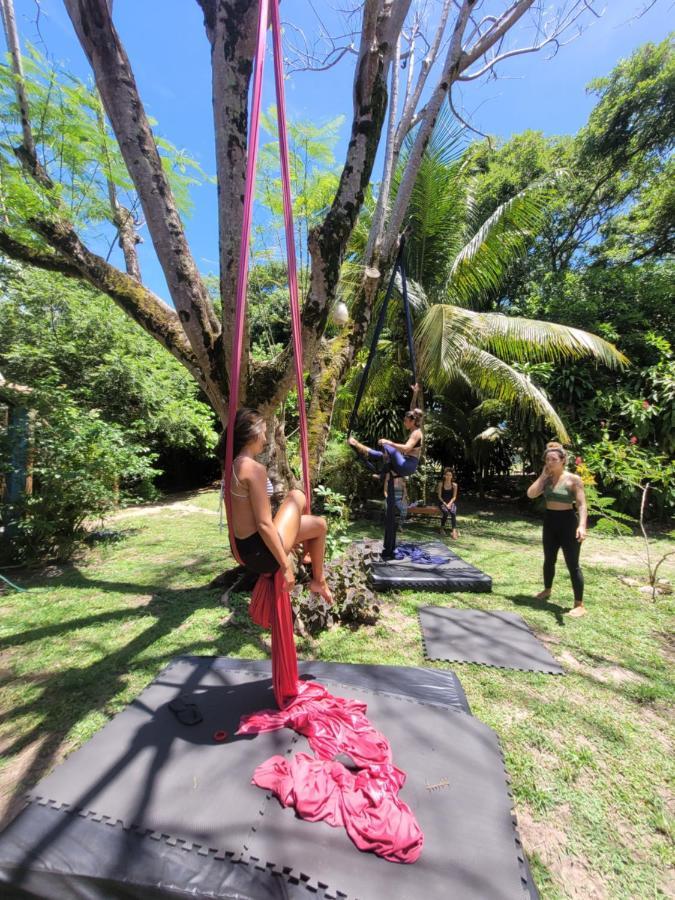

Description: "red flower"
575 456 582 466
642 400 650 409
630 436 638 445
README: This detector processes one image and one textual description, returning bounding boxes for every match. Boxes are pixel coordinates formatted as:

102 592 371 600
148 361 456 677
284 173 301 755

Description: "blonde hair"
405 408 424 427
542 440 567 462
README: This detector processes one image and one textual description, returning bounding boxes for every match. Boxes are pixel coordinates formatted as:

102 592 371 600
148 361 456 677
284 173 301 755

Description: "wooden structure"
0 372 33 546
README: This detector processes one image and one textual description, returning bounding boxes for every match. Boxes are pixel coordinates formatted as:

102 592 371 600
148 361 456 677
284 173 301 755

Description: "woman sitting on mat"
437 467 459 539
527 441 588 618
348 385 424 477
218 408 333 602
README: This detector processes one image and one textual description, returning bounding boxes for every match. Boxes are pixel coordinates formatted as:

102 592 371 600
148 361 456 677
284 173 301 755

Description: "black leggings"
439 503 456 529
542 509 584 602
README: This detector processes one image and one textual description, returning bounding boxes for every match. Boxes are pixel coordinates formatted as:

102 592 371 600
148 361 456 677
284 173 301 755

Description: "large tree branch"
391 0 453 163
303 0 411 339
385 0 478 251
0 229 80 277
63 0 223 394
363 32 401 265
95 96 142 281
262 0 411 413
0 223 207 390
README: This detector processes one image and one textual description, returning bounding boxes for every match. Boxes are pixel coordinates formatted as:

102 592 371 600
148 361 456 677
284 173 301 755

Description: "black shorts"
235 531 280 575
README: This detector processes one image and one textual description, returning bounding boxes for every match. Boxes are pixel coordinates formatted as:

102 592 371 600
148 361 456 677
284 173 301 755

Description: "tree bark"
63 0 226 416
96 99 143 281
0 223 209 390
198 0 260 399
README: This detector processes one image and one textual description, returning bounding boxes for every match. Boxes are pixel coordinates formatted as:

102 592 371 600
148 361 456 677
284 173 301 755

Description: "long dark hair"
215 408 266 465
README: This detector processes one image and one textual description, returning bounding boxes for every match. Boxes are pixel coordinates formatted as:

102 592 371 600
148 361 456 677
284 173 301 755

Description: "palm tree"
395 114 627 443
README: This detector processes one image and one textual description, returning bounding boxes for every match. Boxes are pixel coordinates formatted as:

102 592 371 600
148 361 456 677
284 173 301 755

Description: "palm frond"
394 273 429 313
458 346 570 441
449 177 554 306
467 309 628 368
416 304 473 388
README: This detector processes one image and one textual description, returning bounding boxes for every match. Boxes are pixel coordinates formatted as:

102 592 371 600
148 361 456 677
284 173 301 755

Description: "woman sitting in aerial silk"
348 384 424 478
218 408 333 603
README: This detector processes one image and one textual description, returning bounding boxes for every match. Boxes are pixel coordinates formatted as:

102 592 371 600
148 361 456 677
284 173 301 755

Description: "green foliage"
343 105 625 488
257 107 343 301
579 434 675 517
318 432 379 506
312 483 351 559
1 388 158 561
0 264 218 560
0 265 217 464
435 39 675 505
292 541 381 636
0 45 208 248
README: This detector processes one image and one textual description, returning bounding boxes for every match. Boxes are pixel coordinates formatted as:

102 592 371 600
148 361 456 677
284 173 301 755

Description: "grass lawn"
0 489 673 899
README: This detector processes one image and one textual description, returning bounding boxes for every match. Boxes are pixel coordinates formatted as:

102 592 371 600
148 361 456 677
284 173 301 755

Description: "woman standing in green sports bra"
527 441 588 617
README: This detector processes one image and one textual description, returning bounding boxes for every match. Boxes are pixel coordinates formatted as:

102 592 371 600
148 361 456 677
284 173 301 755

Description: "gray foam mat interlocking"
365 540 493 592
420 607 564 674
0 657 538 899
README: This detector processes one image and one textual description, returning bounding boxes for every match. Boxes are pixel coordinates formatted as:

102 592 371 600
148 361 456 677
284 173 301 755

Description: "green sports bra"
544 477 576 504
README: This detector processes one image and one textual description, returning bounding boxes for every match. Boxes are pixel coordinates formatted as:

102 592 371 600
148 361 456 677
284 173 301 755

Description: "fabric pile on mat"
393 542 450 565
238 679 424 863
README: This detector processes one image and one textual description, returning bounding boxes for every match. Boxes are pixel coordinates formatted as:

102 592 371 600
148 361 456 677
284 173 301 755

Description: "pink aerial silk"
238 681 424 863
223 0 424 860
223 0 311 709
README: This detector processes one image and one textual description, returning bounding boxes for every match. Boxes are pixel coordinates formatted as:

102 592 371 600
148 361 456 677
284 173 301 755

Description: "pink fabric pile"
238 680 424 863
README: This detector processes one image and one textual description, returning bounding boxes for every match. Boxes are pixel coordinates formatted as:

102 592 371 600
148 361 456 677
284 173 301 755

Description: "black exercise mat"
248 684 528 900
420 607 564 674
27 661 295 845
0 657 536 899
209 655 471 713
365 540 493 592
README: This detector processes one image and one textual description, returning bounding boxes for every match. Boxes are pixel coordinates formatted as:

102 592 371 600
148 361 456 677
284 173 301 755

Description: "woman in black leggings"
527 441 588 617
436 468 459 539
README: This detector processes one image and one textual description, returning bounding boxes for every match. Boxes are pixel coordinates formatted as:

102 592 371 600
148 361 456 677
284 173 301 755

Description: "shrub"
312 483 352 559
1 390 158 562
578 433 675 518
319 432 381 505
292 540 381 635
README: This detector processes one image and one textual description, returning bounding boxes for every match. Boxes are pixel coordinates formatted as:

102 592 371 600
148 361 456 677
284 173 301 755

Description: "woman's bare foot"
566 603 587 617
451 528 459 540
309 578 333 604
295 547 312 567
535 588 552 600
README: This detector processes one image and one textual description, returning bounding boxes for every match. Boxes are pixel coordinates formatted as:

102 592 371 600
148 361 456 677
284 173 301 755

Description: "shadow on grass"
0 563 263 831
509 592 567 626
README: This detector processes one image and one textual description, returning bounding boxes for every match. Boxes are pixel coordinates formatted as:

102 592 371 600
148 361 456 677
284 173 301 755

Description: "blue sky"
10 0 668 300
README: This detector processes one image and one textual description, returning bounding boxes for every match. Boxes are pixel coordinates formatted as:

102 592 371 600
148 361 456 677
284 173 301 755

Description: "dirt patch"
657 631 675 667
0 735 54 830
109 502 218 521
593 665 646 686
126 594 153 608
517 804 609 899
556 650 646 687
379 604 414 635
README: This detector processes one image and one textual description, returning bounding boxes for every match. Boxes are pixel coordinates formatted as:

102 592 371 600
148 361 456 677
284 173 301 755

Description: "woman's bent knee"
288 488 306 511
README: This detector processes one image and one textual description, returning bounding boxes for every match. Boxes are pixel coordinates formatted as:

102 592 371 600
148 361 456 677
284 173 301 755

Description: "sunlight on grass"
0 490 672 898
